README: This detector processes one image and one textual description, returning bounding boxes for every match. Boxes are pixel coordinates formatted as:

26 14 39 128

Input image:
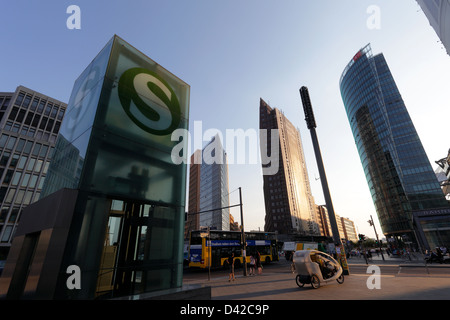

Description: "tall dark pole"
369 215 385 261
299 86 349 275
239 187 248 276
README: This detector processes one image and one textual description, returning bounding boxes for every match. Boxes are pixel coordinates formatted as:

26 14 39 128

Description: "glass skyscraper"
198 134 230 231
340 44 450 251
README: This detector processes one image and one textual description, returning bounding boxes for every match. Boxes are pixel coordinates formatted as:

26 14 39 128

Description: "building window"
17 156 27 169
10 154 19 168
15 93 25 106
1 225 13 242
0 152 10 166
0 206 9 223
37 100 46 113
8 107 18 120
23 95 32 108
9 207 20 223
5 188 16 203
30 98 39 111
27 158 36 171
0 135 8 148
11 172 22 186
15 190 25 204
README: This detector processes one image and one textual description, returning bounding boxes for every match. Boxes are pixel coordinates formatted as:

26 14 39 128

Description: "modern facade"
340 44 450 251
184 139 234 237
315 205 358 242
0 86 66 260
416 0 450 56
184 150 202 239
340 217 358 243
315 205 331 237
198 134 230 231
0 35 190 300
259 98 319 236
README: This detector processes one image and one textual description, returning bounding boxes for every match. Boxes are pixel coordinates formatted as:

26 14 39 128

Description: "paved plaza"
182 255 450 300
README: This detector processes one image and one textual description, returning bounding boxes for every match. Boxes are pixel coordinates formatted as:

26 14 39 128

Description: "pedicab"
293 250 344 289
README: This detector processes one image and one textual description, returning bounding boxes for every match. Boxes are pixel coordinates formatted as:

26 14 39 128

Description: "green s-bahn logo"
118 67 181 135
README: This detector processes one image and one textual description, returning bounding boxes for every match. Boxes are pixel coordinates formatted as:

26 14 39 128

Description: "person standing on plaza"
256 251 262 275
249 253 256 275
227 252 236 281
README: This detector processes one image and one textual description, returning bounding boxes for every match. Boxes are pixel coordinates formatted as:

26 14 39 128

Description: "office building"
416 0 450 56
198 134 230 231
185 136 231 236
0 35 190 299
340 217 358 243
316 205 331 237
259 98 319 235
0 86 66 260
185 150 202 238
340 44 450 251
315 205 358 242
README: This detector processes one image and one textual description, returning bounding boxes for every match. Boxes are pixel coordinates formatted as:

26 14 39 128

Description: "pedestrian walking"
256 251 262 275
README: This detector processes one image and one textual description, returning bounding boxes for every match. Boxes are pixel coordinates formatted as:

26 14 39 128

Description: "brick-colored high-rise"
259 98 319 235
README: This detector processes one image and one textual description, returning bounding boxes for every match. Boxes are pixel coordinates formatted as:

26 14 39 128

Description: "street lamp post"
300 86 349 276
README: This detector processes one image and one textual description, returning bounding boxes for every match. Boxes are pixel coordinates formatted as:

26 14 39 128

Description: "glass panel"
32 143 41 156
6 136 16 150
1 225 13 242
27 158 36 171
0 152 10 166
37 100 46 113
24 141 33 153
8 207 20 223
11 172 22 186
15 93 24 106
16 109 26 123
10 154 19 168
17 156 27 169
0 206 9 223
39 145 48 158
43 161 50 174
0 187 7 202
15 190 25 204
29 174 38 188
0 135 8 148
23 95 31 108
3 97 11 108
23 191 33 205
16 139 25 152
21 173 31 187
5 188 16 203
34 160 43 173
31 98 39 111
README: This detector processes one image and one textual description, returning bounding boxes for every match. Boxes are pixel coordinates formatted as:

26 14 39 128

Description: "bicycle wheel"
295 275 304 287
311 275 320 289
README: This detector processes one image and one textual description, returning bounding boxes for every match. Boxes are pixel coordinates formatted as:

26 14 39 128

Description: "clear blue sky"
2 0 449 238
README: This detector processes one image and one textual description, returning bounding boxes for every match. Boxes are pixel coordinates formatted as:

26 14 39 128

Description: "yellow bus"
188 230 278 269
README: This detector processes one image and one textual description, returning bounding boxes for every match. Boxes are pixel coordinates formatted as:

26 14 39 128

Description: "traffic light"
358 234 366 241
299 86 317 129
